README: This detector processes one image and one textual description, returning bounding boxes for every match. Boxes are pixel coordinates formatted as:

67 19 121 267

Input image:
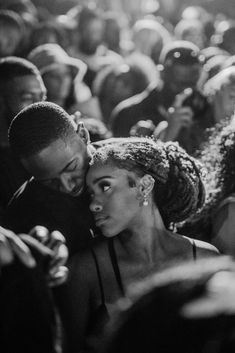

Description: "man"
0 56 47 219
111 40 215 155
5 102 99 254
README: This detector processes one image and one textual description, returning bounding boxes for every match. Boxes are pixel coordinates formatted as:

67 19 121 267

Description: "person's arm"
62 252 96 353
211 200 235 256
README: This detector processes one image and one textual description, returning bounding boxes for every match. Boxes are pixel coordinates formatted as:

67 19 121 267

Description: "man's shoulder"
9 178 44 204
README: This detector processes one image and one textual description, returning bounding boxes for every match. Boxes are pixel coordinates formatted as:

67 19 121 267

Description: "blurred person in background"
179 118 235 258
28 20 68 53
0 10 25 58
0 57 46 219
111 41 214 156
174 19 206 50
102 256 235 353
93 56 153 125
203 66 235 123
131 18 172 65
28 43 102 118
68 4 122 90
212 20 235 56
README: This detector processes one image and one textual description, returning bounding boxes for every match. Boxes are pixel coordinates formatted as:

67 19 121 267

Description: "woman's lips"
94 215 109 227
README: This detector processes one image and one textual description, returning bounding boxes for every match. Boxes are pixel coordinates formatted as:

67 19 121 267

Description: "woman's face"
86 163 142 237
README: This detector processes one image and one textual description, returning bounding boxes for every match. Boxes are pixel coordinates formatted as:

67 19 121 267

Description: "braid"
91 137 205 227
157 142 205 226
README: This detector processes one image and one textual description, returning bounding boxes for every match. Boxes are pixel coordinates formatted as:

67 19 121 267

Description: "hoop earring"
143 194 149 206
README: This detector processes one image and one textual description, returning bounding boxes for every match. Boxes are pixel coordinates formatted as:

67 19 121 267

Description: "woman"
64 138 218 352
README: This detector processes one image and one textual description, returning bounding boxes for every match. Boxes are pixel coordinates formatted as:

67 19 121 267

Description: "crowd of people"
1 0 235 352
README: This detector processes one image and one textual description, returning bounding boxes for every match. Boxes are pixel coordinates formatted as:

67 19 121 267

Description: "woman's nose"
90 201 103 213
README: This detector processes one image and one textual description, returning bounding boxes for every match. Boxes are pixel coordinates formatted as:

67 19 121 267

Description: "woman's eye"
102 185 111 192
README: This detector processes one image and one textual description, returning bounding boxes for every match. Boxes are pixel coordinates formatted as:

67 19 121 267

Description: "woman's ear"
77 121 91 145
139 174 155 197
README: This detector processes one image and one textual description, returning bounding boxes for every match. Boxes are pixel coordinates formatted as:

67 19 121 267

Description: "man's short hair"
9 102 77 158
0 56 41 86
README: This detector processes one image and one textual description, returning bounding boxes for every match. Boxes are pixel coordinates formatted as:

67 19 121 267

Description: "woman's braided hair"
91 137 205 227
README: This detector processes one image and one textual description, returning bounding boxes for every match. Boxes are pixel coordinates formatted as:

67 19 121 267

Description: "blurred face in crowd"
87 163 144 237
79 18 104 55
22 131 92 197
164 63 201 96
3 74 46 125
219 77 235 118
0 24 22 57
42 64 72 107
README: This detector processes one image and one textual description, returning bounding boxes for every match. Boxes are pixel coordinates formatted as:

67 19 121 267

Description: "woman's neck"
116 205 169 264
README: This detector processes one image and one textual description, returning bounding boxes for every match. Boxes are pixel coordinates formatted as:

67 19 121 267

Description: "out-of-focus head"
0 56 46 124
174 19 206 49
213 20 235 56
181 6 215 46
159 40 204 95
204 66 235 119
28 43 86 107
103 256 235 353
132 18 172 64
87 137 205 236
103 12 121 53
0 9 24 57
204 54 230 80
73 4 105 55
29 21 67 51
9 102 92 196
94 58 152 123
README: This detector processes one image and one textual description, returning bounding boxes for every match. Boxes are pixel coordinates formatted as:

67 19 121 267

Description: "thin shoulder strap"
108 238 125 297
91 248 105 305
192 240 197 261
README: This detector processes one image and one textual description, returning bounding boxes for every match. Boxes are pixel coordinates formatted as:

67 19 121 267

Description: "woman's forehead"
87 163 138 183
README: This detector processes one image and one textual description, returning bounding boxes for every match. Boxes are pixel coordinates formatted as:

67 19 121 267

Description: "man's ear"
77 121 91 144
139 174 155 197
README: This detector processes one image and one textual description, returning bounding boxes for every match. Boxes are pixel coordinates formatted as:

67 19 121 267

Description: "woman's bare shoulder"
185 236 220 257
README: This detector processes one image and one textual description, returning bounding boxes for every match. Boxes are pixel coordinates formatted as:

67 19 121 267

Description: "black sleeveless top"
88 238 197 340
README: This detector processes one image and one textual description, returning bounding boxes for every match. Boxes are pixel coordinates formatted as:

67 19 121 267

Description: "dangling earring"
143 194 149 206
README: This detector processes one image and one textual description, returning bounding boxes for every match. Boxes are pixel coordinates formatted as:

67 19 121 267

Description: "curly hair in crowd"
179 118 235 240
90 137 205 227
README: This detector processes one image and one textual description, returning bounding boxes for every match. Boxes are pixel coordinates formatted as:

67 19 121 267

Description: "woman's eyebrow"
93 176 113 184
